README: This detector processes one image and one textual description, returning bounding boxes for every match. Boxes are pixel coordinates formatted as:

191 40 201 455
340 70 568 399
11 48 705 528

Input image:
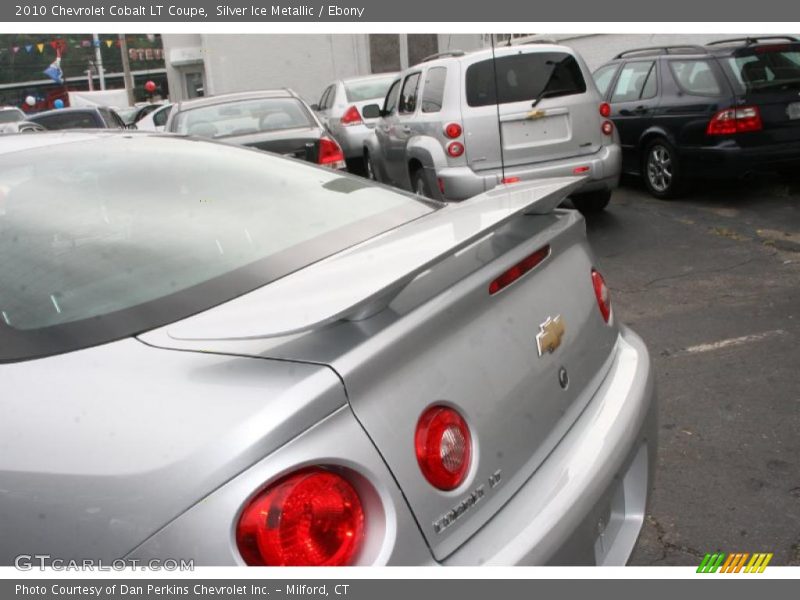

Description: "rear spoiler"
167 176 585 341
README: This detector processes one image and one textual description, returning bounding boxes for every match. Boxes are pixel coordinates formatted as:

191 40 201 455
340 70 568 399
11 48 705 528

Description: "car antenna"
490 34 507 183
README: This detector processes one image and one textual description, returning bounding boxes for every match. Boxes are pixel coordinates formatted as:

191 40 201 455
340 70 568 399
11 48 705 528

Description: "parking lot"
581 176 800 565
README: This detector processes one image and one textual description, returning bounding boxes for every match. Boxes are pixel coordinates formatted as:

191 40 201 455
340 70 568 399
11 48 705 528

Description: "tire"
364 151 378 182
571 189 612 214
642 138 683 199
411 168 433 198
345 157 366 177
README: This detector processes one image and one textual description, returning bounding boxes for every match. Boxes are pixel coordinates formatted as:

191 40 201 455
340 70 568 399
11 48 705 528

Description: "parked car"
27 106 128 131
0 132 655 566
361 45 622 213
0 106 26 132
166 89 346 169
0 121 46 134
135 103 172 132
593 36 800 198
117 102 166 127
313 73 398 173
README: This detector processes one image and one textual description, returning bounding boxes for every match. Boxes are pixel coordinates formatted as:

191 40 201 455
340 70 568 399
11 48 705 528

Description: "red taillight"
706 106 763 135
501 176 521 184
591 269 612 323
573 166 591 174
444 122 462 138
318 136 346 169
599 102 611 118
340 105 363 126
415 406 472 490
489 245 550 295
236 468 364 566
447 141 465 158
601 120 614 136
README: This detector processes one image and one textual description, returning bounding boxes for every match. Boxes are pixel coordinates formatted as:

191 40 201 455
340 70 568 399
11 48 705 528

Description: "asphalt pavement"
581 175 800 566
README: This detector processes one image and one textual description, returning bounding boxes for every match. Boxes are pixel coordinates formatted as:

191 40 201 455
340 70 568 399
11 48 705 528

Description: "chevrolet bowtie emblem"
527 109 546 120
536 315 565 357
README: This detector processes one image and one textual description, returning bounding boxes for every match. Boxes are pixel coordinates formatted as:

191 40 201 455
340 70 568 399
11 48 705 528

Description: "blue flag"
43 56 63 84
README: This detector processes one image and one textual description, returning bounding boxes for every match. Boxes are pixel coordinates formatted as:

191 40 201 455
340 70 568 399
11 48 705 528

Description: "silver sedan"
314 73 397 173
0 131 656 566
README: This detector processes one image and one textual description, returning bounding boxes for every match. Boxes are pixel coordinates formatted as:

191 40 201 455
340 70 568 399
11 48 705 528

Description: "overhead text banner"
2 0 799 22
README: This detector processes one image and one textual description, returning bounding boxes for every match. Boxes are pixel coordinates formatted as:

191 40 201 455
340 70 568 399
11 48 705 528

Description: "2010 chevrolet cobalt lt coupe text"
0 132 656 566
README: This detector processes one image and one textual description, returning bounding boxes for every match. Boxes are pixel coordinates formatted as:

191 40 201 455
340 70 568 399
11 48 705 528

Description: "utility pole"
92 33 106 90
119 34 135 105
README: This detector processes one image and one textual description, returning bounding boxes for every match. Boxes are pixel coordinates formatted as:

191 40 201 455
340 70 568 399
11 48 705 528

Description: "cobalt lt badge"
536 315 565 357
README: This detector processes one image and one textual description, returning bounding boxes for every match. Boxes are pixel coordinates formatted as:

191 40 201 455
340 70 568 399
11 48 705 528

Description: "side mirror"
310 103 320 111
362 104 381 119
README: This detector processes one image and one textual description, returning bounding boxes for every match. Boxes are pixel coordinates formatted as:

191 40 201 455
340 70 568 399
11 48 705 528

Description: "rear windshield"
33 111 98 130
0 135 434 362
721 46 800 93
466 52 587 107
172 97 314 138
344 76 396 102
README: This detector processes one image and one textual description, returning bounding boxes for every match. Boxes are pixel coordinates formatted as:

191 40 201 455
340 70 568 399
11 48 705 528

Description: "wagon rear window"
0 135 434 362
466 51 587 107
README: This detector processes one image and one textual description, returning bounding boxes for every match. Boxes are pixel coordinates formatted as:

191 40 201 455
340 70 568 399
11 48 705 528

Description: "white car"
135 103 172 132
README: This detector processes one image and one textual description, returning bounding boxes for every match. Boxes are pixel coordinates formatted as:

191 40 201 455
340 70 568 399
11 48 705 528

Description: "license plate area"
501 114 570 149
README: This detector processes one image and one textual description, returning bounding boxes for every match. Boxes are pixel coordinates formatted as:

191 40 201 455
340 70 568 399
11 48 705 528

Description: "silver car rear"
363 45 621 210
316 74 398 168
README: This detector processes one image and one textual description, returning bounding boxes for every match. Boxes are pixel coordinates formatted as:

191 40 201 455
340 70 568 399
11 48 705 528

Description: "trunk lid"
142 178 619 560
227 126 325 160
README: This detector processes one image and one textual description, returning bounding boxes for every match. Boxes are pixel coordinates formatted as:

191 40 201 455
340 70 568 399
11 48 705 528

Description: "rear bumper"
680 140 800 178
443 325 657 565
434 144 621 201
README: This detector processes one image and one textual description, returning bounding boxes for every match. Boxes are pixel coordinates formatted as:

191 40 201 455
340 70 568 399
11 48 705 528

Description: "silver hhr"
314 73 398 172
362 44 623 213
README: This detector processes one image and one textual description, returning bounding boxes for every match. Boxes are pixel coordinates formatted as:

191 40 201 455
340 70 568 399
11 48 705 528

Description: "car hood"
0 338 346 564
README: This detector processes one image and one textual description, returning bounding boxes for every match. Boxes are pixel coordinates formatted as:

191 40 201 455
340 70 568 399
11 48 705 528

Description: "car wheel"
412 169 432 198
643 139 682 199
345 157 366 177
571 189 612 214
364 152 378 181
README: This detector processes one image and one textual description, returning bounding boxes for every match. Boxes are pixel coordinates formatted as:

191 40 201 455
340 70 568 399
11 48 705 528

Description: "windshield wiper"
531 61 561 108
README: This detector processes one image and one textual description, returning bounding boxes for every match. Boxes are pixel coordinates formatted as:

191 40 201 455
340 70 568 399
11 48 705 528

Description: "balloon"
144 80 156 93
53 99 64 109
25 96 35 107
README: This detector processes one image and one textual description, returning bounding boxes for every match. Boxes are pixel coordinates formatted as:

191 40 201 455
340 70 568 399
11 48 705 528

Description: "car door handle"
619 106 647 116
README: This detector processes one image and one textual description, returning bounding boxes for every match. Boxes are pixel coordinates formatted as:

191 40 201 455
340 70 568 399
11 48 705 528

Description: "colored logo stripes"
697 552 773 573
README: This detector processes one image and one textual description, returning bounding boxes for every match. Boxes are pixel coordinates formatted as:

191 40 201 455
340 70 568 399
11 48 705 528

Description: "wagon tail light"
592 269 612 323
340 105 363 126
444 122 462 138
415 406 472 490
318 136 346 169
706 106 763 135
601 120 614 136
236 468 365 566
599 102 611 118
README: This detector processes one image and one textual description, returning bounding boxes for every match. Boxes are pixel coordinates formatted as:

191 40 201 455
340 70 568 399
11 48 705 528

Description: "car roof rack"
421 50 465 62
613 45 708 59
706 36 799 46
